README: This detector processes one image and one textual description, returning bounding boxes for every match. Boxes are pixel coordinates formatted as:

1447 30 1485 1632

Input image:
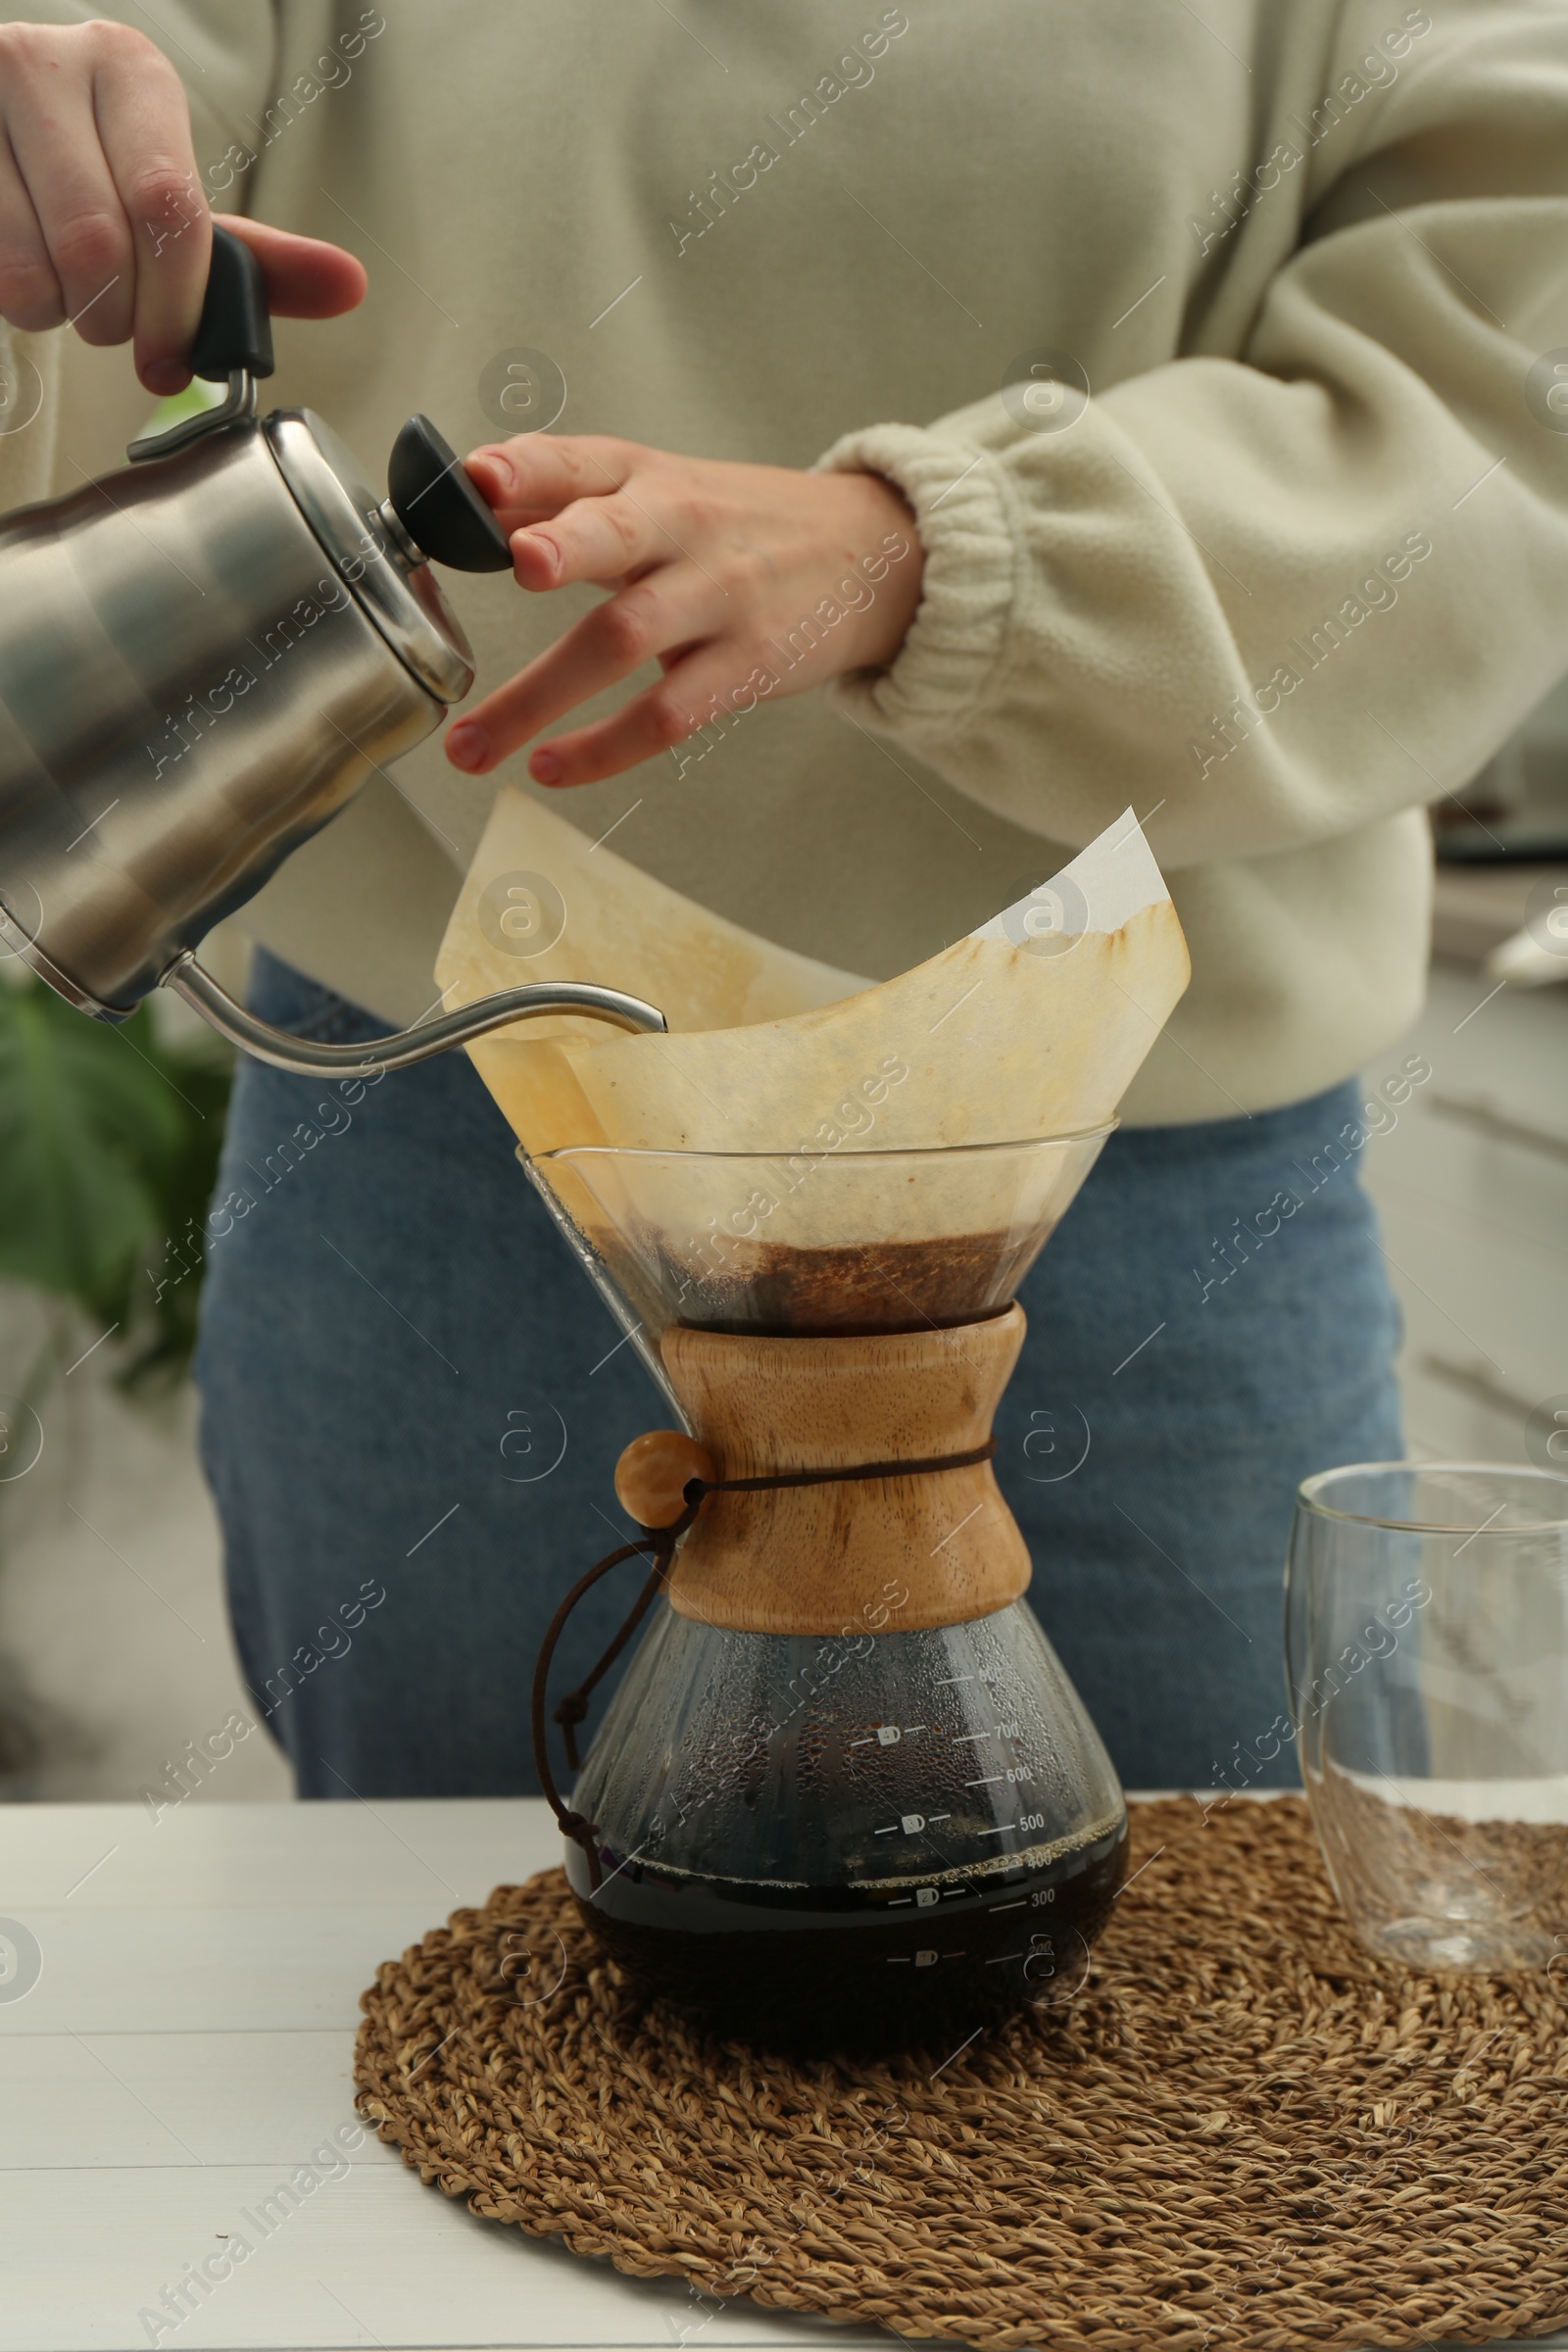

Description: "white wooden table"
1 1797 1561 2352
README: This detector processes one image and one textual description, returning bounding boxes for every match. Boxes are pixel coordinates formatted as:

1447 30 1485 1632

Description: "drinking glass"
1285 1462 1568 1971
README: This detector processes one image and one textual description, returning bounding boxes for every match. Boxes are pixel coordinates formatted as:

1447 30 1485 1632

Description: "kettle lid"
268 408 485 706
154 226 514 706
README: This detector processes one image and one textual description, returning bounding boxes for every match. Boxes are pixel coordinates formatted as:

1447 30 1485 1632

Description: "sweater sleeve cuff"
810 420 1019 740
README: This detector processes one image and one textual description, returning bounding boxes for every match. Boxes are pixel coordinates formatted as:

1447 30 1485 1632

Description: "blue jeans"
194 951 1402 1799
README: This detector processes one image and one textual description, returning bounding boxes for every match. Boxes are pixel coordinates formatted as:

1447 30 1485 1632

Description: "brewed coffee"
566 1815 1127 2045
563 1599 1128 2047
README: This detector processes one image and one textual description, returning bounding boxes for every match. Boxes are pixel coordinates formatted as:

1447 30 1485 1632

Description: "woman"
1 1 1563 1794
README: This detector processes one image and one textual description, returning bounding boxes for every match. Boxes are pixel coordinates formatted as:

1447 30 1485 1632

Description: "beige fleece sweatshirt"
4 0 1567 1121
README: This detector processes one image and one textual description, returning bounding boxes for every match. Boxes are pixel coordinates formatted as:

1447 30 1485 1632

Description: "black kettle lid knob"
387 415 513 572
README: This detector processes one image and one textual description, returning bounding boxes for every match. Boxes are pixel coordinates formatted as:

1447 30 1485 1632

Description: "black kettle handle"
191 223 274 382
186 234 509 576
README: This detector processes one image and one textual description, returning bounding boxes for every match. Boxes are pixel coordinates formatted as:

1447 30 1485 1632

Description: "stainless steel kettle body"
0 395 460 1015
0 230 662 1068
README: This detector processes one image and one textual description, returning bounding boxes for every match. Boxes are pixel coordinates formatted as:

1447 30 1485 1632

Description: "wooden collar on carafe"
614 1303 1031 1637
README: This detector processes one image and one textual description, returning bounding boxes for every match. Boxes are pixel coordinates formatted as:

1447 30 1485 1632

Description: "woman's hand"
444 436 925 789
0 19 365 392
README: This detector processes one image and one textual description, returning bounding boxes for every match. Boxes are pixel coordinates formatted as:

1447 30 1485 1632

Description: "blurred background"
1 668 1565 1810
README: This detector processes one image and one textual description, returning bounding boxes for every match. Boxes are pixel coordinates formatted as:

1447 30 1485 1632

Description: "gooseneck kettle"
0 228 662 1071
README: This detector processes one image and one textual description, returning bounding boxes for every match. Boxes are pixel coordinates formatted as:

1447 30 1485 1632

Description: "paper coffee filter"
433 789 868 1161
436 789 1189 1330
437 789 1190 1161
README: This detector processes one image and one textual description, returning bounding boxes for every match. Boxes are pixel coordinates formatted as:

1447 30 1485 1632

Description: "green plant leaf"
0 977 231 1379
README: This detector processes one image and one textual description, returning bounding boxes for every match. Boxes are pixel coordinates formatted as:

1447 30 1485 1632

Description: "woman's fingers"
508 491 675 591
444 452 924 791
0 134 61 331
0 20 366 393
463 435 635 533
3 64 136 345
95 38 211 391
446 564 720 772
214 216 368 318
466 438 716 590
524 644 747 789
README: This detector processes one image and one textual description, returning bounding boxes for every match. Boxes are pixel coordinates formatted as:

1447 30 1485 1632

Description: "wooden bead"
614 1430 717 1529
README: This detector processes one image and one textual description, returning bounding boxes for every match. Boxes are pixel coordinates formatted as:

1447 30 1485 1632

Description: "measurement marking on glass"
934 1675 973 1687
977 1825 1012 1838
965 1775 1004 1788
952 1730 1001 1744
985 1950 1026 1965
992 1899 1027 1912
928 1812 951 1823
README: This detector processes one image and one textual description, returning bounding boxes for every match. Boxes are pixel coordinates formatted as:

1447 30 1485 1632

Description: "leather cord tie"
531 1439 998 1891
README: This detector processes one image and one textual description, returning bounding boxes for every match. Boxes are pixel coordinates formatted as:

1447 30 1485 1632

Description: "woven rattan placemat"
354 1796 1568 2351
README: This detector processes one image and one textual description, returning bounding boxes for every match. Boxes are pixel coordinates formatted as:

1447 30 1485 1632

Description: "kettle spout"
160 951 665 1076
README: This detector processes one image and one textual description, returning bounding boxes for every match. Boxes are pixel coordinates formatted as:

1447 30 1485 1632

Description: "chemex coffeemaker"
0 227 661 1067
527 1130 1130 2045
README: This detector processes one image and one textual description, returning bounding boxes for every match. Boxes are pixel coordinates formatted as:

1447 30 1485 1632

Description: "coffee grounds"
669 1229 1048 1336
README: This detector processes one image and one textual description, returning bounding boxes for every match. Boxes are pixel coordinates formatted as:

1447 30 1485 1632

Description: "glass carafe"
525 1135 1128 2046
